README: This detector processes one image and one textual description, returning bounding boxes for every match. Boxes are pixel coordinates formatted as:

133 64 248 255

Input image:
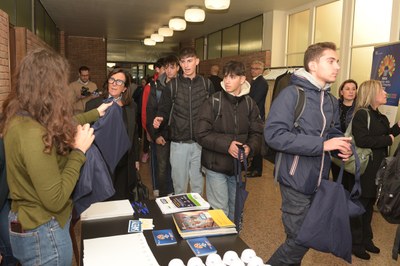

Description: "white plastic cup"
247 256 264 266
205 253 223 265
187 256 205 266
240 249 256 263
222 250 239 265
169 258 185 266
230 257 245 266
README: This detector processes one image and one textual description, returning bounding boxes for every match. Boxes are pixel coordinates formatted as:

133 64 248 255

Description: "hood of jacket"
293 68 332 92
221 80 251 97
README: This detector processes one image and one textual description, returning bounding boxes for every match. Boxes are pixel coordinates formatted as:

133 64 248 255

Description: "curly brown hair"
0 48 76 155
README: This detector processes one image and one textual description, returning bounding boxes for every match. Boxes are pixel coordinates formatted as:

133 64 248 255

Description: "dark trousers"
250 153 263 174
154 141 174 196
267 184 312 266
350 197 375 249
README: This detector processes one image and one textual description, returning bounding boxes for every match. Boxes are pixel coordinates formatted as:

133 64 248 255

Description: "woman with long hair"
351 79 400 260
86 68 140 201
0 48 110 265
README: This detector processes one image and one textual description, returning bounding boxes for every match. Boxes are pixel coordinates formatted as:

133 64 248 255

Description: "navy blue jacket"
265 69 342 194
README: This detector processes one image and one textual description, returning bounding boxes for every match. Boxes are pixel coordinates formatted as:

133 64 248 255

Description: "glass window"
287 53 304 66
207 31 222 59
195 38 204 60
287 10 310 54
350 46 374 84
222 24 239 57
353 0 392 46
16 0 32 30
239 15 262 54
0 0 16 25
315 1 343 46
34 0 45 40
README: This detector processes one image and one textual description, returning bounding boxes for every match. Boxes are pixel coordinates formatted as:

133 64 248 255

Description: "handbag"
130 171 149 201
295 145 365 263
234 146 249 232
331 109 372 175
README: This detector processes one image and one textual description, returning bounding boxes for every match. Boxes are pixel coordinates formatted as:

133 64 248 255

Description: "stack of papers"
155 193 210 214
172 209 237 239
83 233 159 266
80 200 134 221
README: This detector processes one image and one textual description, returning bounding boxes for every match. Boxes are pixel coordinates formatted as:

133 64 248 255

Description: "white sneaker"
153 190 159 198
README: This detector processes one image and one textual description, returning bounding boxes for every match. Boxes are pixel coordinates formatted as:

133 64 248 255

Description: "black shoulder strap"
244 95 253 116
212 91 222 121
168 79 178 126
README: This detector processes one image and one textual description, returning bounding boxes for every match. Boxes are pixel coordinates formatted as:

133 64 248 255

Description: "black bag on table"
130 171 149 201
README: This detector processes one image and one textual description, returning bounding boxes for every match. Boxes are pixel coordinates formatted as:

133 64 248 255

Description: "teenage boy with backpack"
195 60 263 220
264 42 352 265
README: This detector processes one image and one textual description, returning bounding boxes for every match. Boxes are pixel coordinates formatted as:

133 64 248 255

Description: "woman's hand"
97 102 113 117
73 123 95 154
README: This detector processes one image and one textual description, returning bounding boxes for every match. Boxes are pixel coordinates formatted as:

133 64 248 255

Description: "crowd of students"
0 42 399 265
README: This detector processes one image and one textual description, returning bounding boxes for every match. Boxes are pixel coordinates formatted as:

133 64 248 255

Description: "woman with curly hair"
0 48 110 265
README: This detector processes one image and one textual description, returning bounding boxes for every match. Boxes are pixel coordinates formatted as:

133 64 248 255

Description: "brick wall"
0 10 10 107
199 50 271 82
66 36 106 89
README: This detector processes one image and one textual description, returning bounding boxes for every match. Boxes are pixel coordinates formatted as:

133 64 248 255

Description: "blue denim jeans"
205 168 237 221
8 212 72 266
170 142 204 195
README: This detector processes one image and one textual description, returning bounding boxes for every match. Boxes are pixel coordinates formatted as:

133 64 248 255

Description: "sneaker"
141 153 149 163
153 189 159 198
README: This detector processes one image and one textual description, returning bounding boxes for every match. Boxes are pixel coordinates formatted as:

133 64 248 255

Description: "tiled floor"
74 158 400 266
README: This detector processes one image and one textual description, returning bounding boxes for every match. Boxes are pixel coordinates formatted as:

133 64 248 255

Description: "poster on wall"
371 41 400 126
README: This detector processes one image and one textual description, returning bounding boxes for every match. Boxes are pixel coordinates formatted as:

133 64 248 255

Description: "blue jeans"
170 142 204 195
8 212 72 266
205 168 237 221
0 200 17 266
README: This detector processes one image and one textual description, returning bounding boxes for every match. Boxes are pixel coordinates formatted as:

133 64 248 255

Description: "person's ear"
308 61 317 72
240 76 246 84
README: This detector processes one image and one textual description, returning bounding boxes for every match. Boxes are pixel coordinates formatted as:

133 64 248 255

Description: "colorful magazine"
155 193 210 214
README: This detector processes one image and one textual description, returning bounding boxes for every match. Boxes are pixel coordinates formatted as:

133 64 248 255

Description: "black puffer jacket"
195 83 263 176
158 75 214 142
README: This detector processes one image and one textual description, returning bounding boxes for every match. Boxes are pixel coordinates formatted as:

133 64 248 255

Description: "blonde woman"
351 79 400 260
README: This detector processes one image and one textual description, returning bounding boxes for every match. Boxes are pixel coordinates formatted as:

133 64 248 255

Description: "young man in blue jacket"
265 42 352 265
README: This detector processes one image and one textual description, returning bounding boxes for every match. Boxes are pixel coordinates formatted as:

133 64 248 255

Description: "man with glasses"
247 60 268 177
69 66 98 114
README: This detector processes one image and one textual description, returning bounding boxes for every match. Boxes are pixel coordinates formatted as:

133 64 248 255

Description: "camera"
81 86 91 96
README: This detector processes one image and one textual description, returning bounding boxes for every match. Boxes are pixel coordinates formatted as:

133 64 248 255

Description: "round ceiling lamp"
151 33 164 42
184 7 205 22
158 26 173 37
169 17 186 31
144 38 156 46
205 0 230 10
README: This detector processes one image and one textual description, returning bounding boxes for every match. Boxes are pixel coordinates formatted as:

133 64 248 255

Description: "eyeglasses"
108 77 125 86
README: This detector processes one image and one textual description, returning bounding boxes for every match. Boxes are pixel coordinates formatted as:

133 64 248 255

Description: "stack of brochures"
155 193 210 214
172 209 237 239
80 200 134 221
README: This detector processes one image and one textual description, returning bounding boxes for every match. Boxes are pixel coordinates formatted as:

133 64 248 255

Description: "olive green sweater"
4 109 99 230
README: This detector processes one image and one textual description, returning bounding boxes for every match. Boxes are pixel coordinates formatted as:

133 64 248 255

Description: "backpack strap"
212 91 222 122
293 86 306 128
168 78 178 126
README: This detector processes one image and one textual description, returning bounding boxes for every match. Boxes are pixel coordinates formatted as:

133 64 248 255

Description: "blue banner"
371 42 400 106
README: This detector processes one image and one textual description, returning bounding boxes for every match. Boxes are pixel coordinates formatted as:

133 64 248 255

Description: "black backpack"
376 145 400 224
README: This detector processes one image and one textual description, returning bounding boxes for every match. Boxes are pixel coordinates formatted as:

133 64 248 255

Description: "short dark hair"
303 42 336 72
179 47 197 59
154 58 164 69
79 66 89 73
163 55 179 67
222 61 246 76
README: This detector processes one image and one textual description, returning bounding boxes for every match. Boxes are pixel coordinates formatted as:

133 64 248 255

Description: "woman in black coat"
86 68 140 201
351 80 400 260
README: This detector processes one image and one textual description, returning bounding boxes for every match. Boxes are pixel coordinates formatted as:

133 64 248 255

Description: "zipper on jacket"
289 155 300 176
189 80 193 140
317 91 327 186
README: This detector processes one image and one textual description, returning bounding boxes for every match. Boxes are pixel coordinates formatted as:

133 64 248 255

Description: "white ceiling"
41 0 315 62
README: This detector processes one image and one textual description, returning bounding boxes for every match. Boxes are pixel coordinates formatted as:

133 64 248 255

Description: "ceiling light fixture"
184 7 205 22
169 17 186 31
151 33 164 42
205 0 230 10
144 38 156 46
158 26 173 37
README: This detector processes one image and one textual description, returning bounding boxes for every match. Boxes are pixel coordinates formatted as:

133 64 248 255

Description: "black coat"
352 107 400 197
249 75 268 120
195 90 263 176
